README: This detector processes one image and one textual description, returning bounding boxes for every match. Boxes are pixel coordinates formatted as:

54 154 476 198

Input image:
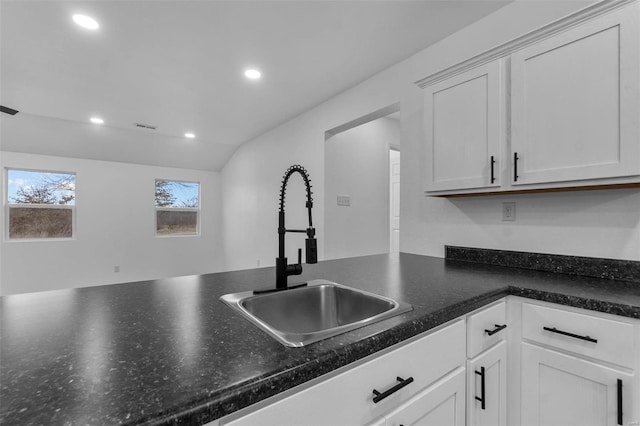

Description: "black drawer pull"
617 379 623 425
543 326 597 343
485 324 507 336
490 155 496 184
372 376 414 403
514 152 519 182
475 367 486 410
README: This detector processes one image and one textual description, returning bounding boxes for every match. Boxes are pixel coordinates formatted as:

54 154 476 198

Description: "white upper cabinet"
423 60 503 192
510 6 640 186
418 1 640 196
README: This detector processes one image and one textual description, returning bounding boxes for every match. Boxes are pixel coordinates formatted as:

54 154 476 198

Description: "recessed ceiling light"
90 117 104 124
244 69 261 80
73 14 99 30
185 132 195 139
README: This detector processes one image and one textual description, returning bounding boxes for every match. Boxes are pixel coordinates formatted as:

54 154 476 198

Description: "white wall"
222 0 640 271
1 151 223 295
220 118 325 272
325 117 399 259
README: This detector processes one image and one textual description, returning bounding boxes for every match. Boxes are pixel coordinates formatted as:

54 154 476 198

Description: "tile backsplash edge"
445 246 640 284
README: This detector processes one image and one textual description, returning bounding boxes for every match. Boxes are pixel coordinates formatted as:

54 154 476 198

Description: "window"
6 169 76 239
155 179 200 236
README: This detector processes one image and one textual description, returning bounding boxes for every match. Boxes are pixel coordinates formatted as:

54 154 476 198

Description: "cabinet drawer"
467 301 507 358
223 320 465 426
522 303 635 368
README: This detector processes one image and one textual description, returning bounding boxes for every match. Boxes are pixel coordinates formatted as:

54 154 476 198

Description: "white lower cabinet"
465 300 508 426
520 342 635 426
466 341 507 426
222 320 466 426
517 299 640 426
218 298 640 426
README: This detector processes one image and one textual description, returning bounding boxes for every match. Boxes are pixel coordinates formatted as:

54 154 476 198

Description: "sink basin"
220 279 412 347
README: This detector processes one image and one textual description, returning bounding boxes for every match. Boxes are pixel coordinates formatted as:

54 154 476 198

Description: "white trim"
4 237 76 243
414 0 636 89
155 207 198 213
7 203 74 209
5 166 76 177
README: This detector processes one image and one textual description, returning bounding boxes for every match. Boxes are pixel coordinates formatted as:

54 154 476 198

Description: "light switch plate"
502 202 516 221
337 195 351 206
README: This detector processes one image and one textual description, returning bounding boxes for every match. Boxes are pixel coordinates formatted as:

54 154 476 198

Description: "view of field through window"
155 180 200 236
6 169 76 239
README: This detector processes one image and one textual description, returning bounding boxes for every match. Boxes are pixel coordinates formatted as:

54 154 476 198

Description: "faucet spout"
276 165 317 290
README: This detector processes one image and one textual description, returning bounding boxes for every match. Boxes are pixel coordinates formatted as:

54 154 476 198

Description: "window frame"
154 178 201 237
4 167 77 242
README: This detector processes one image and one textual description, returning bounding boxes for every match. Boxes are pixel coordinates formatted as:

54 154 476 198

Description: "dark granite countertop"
2 253 640 425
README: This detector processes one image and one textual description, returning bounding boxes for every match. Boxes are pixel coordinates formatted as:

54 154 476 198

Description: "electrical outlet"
337 195 351 206
114 265 120 273
502 202 516 221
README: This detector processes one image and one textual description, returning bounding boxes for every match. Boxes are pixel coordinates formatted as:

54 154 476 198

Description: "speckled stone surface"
2 253 640 425
446 245 640 283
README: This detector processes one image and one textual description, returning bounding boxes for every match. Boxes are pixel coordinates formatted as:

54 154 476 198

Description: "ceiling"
0 0 510 171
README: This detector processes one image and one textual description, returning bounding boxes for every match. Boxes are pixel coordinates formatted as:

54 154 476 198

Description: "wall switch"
256 260 261 267
337 195 351 206
114 265 120 273
502 202 516 221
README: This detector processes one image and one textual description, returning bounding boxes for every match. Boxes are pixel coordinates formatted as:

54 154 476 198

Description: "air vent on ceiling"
134 123 157 130
0 105 19 115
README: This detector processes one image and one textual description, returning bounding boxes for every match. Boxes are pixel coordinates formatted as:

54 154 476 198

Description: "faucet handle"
284 249 303 277
305 238 318 264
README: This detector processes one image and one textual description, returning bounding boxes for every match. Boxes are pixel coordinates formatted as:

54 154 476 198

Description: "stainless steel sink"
220 279 412 347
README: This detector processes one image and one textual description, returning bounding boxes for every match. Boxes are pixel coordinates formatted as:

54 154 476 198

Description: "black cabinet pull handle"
490 155 496 184
513 152 519 182
485 324 507 336
475 367 486 410
543 326 598 343
617 379 623 425
372 376 414 403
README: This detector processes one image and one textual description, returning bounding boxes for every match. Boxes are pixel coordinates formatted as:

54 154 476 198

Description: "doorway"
324 104 400 260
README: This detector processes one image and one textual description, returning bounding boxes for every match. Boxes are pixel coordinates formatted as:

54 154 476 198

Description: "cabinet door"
385 367 465 426
467 341 507 426
521 343 635 426
510 6 640 185
423 60 503 192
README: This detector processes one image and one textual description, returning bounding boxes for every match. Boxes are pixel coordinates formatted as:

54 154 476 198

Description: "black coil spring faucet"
273 165 317 291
